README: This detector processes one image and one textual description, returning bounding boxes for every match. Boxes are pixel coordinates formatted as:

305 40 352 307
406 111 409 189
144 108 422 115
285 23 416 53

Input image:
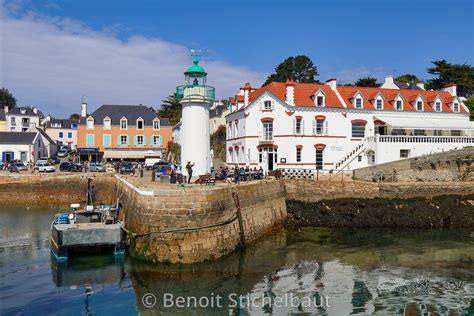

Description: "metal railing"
279 167 355 182
368 135 474 144
176 85 215 102
258 133 274 144
334 138 367 170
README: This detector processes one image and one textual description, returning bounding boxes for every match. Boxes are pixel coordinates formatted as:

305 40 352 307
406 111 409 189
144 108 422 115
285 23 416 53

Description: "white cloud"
0 4 265 117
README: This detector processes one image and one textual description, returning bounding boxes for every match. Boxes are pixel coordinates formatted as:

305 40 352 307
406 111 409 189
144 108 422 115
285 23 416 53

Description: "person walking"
186 161 195 184
234 165 240 184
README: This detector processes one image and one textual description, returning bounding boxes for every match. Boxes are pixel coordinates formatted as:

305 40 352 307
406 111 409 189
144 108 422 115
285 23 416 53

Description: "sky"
0 0 473 117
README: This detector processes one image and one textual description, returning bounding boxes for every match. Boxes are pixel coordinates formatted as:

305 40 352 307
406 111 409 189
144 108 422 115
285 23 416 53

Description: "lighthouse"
176 54 215 180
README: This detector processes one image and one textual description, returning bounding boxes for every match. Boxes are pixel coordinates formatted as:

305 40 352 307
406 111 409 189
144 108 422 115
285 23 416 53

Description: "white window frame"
152 135 161 146
120 117 128 130
375 98 383 110
263 100 272 110
355 98 363 109
396 100 403 111
296 148 302 162
153 118 160 130
315 90 326 107
103 117 111 130
136 117 144 130
435 101 442 112
86 117 94 130
136 135 144 145
120 134 128 146
452 102 460 112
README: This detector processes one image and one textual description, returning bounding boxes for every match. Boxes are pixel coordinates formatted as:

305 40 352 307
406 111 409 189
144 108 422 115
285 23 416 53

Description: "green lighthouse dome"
184 59 207 76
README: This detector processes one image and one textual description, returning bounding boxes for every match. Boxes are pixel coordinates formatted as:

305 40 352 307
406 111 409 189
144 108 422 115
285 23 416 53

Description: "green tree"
264 55 320 86
395 74 422 84
354 77 379 87
0 88 17 109
464 97 474 121
158 94 181 125
426 59 474 97
69 113 80 120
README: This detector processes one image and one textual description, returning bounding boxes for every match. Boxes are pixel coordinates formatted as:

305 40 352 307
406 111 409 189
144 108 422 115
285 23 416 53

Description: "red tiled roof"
249 82 344 108
241 82 466 114
236 95 244 102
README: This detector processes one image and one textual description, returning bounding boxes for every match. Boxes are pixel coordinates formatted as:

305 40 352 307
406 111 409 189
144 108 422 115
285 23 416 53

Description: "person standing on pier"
186 161 194 183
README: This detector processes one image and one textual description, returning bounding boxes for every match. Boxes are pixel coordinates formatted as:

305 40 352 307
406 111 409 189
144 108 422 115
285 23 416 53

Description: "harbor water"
0 207 473 315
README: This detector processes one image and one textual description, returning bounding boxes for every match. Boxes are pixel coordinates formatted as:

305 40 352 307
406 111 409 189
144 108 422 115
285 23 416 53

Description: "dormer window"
264 100 272 110
415 95 424 111
375 99 382 109
153 118 160 130
103 117 111 130
86 117 94 129
396 100 403 110
435 102 442 112
313 89 326 107
136 117 144 130
316 96 324 107
416 101 423 111
353 92 364 109
120 117 128 130
453 102 460 112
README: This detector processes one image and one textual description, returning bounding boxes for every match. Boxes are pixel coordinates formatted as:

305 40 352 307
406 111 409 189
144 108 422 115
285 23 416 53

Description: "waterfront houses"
0 129 58 163
225 77 474 171
77 104 172 161
0 107 6 132
5 106 44 132
44 118 78 149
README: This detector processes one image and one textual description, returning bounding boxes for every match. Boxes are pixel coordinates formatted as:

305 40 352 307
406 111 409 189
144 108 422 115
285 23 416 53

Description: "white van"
145 158 162 169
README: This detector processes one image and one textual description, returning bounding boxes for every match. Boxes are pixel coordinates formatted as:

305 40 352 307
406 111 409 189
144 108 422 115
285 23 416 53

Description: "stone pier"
116 177 287 263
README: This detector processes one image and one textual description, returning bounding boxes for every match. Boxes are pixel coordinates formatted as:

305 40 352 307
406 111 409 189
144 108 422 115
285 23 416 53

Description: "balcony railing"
367 135 474 144
176 85 215 102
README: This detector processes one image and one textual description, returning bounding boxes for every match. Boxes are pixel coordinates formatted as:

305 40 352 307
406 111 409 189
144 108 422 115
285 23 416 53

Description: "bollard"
151 169 155 182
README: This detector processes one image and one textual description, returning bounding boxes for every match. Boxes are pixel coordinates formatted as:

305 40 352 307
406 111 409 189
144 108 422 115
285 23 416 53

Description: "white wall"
226 91 473 171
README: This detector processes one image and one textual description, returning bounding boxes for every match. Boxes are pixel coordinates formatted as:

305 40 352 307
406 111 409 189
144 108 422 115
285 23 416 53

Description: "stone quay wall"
117 178 287 263
0 173 116 208
286 180 474 228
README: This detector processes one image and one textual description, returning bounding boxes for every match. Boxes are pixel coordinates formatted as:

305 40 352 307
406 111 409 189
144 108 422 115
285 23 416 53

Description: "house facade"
225 77 473 172
209 101 229 134
0 130 58 163
77 104 172 161
45 118 78 149
5 106 44 132
0 108 6 132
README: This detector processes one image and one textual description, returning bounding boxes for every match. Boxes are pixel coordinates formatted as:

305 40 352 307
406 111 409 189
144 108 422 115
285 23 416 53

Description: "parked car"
119 162 134 174
34 162 56 172
9 161 29 173
89 162 106 172
105 163 115 172
49 156 60 165
37 157 49 164
59 162 83 172
57 148 69 158
152 161 172 175
145 158 162 170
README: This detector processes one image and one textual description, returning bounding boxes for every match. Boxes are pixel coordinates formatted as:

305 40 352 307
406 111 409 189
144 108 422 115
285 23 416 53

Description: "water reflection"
0 207 473 315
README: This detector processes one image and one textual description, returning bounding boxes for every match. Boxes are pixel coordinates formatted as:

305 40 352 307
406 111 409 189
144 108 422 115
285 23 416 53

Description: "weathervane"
190 49 202 63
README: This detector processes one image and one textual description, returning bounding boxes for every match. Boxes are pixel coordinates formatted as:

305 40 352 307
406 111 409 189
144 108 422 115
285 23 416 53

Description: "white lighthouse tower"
176 54 215 180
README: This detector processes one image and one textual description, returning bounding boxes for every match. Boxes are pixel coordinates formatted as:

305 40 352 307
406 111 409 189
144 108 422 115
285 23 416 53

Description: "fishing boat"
50 177 126 261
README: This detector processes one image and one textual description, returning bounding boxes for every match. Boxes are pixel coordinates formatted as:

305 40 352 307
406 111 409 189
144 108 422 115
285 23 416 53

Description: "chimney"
442 84 457 96
325 78 337 91
3 105 8 113
32 107 38 114
416 82 425 90
243 82 252 107
81 102 87 117
381 75 398 89
285 79 295 105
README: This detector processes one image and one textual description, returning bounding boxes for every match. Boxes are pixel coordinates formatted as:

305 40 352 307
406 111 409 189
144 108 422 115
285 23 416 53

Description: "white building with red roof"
225 77 473 173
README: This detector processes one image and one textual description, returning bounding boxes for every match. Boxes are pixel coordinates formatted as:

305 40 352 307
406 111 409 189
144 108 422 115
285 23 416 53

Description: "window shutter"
117 135 121 146
324 121 329 135
293 119 296 134
302 120 305 135
150 136 154 146
259 102 262 110
126 136 130 146
312 121 316 135
159 136 163 146
271 101 275 110
143 136 147 145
